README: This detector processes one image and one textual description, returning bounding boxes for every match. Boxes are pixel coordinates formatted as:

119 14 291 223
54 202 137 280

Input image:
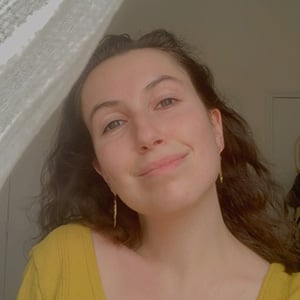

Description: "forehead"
81 48 188 96
96 48 184 75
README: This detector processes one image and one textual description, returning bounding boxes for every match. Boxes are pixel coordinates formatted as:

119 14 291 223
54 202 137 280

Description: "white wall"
1 0 299 298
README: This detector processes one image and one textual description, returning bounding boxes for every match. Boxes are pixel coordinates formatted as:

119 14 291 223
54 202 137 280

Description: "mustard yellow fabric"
17 223 300 300
257 263 300 300
17 223 105 300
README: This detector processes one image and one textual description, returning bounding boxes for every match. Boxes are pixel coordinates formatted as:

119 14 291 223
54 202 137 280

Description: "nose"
133 114 164 153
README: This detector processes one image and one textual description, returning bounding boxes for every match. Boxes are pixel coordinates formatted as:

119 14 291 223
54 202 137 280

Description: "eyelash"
156 97 178 109
103 119 126 133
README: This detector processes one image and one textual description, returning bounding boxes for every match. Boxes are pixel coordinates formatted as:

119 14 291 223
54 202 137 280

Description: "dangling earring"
219 169 223 184
219 155 223 184
113 194 117 228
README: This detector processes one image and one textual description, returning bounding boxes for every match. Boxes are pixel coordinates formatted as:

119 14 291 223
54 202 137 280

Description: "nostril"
154 139 163 145
141 145 149 151
139 138 164 152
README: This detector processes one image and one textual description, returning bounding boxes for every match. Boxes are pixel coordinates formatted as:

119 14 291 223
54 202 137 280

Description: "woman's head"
72 30 250 214
81 47 224 218
39 29 300 269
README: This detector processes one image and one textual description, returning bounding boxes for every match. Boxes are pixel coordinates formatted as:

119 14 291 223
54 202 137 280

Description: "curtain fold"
0 0 123 189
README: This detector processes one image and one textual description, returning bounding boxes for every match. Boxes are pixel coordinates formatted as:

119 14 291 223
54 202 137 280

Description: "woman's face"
81 49 224 217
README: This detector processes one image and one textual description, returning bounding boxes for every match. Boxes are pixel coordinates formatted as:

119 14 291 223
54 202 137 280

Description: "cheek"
176 107 216 147
177 108 220 169
94 140 132 188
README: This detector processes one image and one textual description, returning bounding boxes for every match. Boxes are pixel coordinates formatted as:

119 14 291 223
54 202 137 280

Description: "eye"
156 98 177 109
103 119 126 133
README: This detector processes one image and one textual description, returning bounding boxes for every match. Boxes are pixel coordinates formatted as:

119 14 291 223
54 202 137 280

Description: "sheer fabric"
0 0 123 189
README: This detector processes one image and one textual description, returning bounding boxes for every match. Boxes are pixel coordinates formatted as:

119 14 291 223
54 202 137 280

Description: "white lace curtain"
0 0 123 189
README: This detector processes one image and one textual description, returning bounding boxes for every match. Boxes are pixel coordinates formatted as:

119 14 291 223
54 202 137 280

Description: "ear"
209 108 224 153
93 159 102 176
93 159 111 186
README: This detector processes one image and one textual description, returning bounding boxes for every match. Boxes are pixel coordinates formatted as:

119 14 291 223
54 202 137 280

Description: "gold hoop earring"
113 194 117 228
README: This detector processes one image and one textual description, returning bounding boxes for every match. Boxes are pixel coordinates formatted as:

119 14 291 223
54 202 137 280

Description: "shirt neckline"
82 224 286 300
256 263 286 300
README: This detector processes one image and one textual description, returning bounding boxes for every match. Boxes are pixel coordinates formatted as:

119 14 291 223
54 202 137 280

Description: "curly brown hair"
39 29 300 272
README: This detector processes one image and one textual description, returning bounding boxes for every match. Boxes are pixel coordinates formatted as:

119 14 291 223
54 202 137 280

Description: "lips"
138 153 188 177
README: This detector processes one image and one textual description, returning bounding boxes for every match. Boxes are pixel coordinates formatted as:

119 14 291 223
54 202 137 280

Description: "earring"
219 169 223 184
219 155 223 184
113 194 117 228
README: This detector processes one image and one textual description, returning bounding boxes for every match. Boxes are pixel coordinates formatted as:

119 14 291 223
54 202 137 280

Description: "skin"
81 49 269 300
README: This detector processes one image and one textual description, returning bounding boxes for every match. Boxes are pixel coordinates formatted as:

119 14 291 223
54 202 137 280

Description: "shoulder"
33 223 89 251
29 224 93 295
36 223 89 245
288 269 300 299
259 263 300 300
18 223 106 299
30 223 91 271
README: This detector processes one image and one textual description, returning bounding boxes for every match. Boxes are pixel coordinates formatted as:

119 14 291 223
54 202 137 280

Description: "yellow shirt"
17 223 300 300
17 223 105 300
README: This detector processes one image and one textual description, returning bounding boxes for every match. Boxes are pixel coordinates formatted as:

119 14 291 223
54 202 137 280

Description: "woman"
18 29 300 299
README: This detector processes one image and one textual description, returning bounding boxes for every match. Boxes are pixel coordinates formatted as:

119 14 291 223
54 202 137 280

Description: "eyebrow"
145 74 183 90
89 100 121 122
89 75 183 122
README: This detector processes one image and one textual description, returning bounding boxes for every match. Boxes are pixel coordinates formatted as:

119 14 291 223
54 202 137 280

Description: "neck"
137 186 252 277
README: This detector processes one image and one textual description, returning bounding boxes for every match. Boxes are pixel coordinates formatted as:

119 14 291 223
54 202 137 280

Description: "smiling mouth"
138 153 188 177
